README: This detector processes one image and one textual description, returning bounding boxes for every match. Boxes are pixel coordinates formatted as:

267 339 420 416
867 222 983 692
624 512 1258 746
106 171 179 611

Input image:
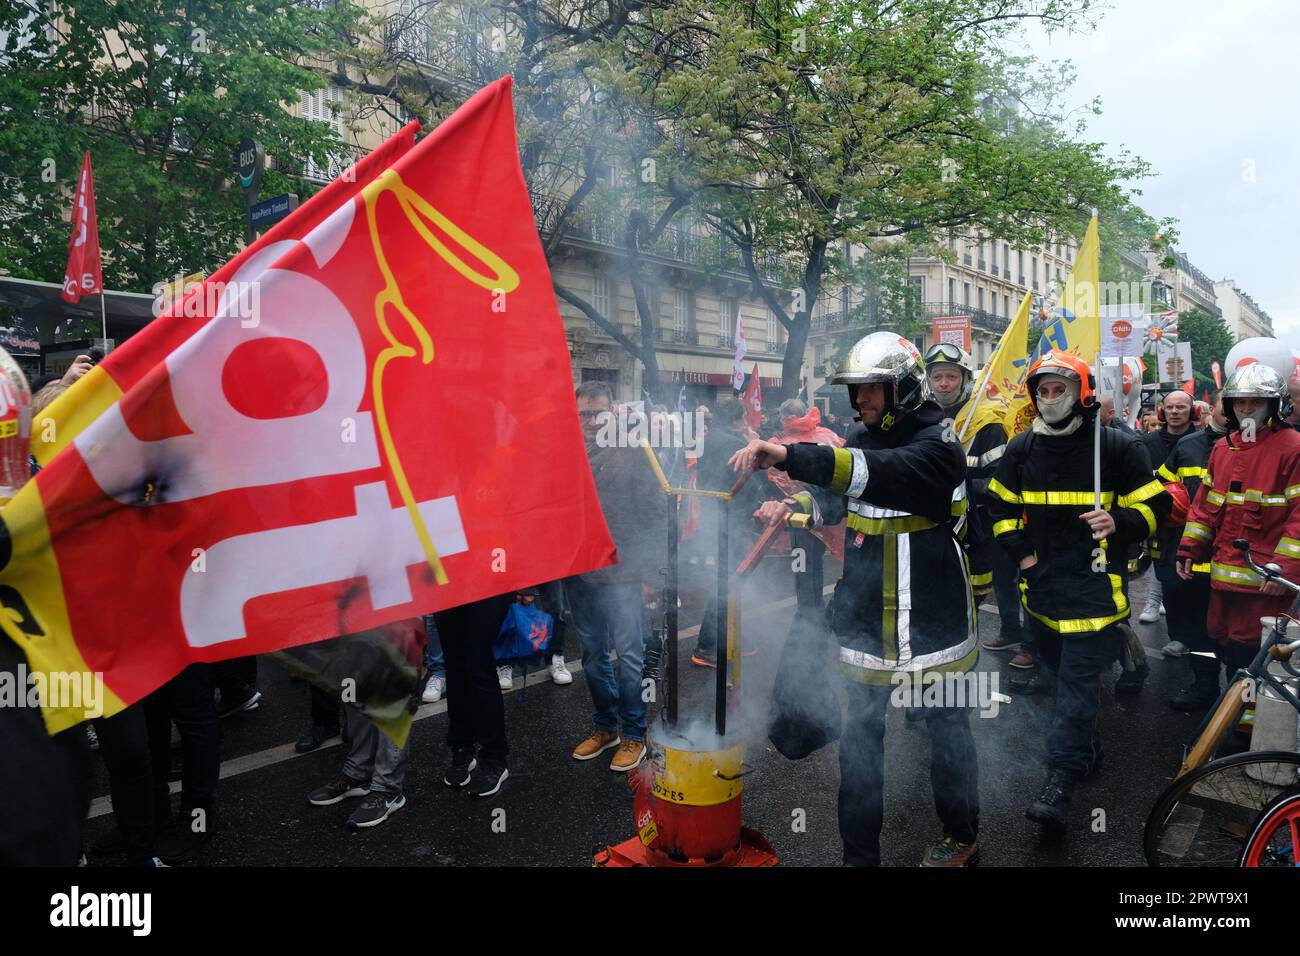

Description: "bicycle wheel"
1144 750 1300 866
1241 789 1300 867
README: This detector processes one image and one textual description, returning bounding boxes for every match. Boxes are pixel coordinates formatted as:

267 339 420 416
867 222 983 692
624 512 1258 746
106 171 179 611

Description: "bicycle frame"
1174 543 1300 780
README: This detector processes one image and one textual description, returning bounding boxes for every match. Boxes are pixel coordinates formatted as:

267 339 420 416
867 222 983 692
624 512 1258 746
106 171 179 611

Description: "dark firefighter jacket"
778 400 976 685
1152 427 1223 574
941 397 1008 592
1131 425 1193 575
988 413 1171 635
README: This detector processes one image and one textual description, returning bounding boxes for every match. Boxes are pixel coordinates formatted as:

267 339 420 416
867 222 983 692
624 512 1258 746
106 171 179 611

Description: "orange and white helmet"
1025 350 1097 414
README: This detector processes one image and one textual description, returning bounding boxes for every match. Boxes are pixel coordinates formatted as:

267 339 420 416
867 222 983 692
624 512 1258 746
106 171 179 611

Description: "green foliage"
0 0 366 292
1176 308 1235 395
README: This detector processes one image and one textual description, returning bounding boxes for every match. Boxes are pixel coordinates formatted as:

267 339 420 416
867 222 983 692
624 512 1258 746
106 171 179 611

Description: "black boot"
1168 683 1218 712
1026 769 1076 832
1114 661 1148 695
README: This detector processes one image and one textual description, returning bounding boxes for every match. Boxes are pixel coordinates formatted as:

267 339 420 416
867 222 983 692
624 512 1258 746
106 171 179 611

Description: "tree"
634 0 1153 400
1171 308 1234 397
0 0 367 292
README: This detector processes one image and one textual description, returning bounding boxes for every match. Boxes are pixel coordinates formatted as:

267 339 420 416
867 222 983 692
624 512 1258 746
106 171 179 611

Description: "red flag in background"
60 151 103 305
742 362 762 429
4 78 615 734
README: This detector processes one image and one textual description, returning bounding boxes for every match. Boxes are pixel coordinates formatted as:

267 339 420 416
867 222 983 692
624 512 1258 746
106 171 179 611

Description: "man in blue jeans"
567 382 667 772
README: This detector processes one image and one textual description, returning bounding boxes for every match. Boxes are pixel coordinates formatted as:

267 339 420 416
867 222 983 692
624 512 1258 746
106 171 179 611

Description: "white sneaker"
1138 605 1161 624
421 674 445 703
1161 640 1189 658
550 655 573 685
496 665 513 691
1159 603 1166 616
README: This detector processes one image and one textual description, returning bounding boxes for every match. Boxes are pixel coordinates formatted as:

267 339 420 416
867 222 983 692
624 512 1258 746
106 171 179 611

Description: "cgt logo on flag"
2 78 615 733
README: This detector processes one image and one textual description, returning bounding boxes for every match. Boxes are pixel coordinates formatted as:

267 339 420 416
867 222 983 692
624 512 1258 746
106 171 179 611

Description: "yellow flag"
1004 216 1102 435
955 291 1033 444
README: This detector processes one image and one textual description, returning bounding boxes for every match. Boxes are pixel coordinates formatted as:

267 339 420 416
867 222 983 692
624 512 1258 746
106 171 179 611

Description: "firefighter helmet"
1024 350 1097 414
1162 480 1191 528
832 331 930 425
1222 362 1291 430
924 342 976 405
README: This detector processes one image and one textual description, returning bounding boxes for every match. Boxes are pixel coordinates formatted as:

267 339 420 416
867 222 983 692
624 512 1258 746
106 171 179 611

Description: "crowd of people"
5 334 1300 869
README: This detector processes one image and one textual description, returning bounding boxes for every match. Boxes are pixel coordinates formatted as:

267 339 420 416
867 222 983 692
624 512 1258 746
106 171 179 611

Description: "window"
767 309 780 348
673 289 691 336
963 283 971 307
300 84 347 181
908 276 925 303
1018 250 1025 284
977 288 985 313
815 343 827 364
590 274 610 333
948 277 956 303
719 297 736 348
1003 294 1009 318
990 243 997 270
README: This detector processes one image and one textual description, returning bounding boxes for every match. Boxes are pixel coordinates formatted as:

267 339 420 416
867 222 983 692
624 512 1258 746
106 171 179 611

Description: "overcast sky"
1017 0 1300 345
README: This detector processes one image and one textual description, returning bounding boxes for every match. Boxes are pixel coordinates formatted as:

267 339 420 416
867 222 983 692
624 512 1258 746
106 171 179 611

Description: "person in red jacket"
1177 363 1300 679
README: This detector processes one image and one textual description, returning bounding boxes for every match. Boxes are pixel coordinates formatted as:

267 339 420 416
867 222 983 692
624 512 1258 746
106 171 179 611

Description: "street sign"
249 193 299 230
236 138 264 193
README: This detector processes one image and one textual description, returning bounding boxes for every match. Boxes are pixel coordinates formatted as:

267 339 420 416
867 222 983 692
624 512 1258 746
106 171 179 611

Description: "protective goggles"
925 343 964 364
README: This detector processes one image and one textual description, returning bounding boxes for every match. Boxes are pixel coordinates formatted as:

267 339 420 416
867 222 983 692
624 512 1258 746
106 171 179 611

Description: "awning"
0 276 156 346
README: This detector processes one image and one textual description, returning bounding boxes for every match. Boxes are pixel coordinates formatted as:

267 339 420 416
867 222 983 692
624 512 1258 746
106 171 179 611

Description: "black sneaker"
466 760 509 798
1114 662 1148 696
216 687 261 718
295 724 341 754
308 776 370 806
1026 769 1075 832
155 818 214 865
444 748 478 788
346 792 406 829
1168 685 1218 712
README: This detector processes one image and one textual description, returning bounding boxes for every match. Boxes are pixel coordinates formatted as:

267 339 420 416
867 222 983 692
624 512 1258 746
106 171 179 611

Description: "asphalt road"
81 559 1205 867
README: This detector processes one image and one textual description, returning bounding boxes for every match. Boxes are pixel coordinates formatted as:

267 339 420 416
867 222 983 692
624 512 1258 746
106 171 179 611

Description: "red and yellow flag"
4 78 615 733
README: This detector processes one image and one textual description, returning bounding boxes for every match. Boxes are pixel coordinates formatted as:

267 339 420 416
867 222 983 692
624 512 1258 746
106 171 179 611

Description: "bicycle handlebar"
1234 538 1300 594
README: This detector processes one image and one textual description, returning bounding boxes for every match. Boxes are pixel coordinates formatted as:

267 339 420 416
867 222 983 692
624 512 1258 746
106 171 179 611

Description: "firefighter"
730 331 980 867
924 344 1024 663
1176 364 1300 690
988 351 1169 833
1133 391 1196 629
1153 394 1227 710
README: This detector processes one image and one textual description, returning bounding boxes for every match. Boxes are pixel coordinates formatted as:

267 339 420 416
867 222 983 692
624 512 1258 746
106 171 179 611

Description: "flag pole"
99 292 108 346
1090 208 1102 513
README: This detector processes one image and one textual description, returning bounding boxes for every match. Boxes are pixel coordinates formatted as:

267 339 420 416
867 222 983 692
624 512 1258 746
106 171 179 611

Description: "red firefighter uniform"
1177 422 1300 647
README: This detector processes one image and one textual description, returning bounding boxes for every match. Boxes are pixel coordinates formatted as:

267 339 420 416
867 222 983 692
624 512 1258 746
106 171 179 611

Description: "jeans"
143 663 220 826
422 615 445 678
565 577 647 741
341 703 410 795
839 682 979 866
434 595 511 764
990 542 1026 644
1032 620 1121 777
536 579 568 661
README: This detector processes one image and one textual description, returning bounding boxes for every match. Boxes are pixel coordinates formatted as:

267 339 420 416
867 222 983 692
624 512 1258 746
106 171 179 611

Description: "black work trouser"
95 702 164 865
143 663 220 829
212 656 257 703
434 594 511 764
990 542 1027 645
308 683 340 733
1033 620 1121 777
1156 564 1218 692
839 681 980 866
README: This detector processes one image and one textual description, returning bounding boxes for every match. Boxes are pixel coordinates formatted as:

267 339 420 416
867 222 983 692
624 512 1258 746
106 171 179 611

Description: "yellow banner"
1006 216 1102 434
956 291 1033 443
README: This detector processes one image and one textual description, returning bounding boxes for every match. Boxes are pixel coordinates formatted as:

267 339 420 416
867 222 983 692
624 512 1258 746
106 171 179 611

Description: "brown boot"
610 739 646 773
981 633 1021 652
572 729 621 761
1009 649 1036 670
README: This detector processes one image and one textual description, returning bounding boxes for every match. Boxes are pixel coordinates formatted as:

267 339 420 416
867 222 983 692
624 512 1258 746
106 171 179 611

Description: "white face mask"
1036 377 1080 425
1239 407 1271 432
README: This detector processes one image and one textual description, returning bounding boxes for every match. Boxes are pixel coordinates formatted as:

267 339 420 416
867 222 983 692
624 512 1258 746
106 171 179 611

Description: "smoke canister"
643 719 745 865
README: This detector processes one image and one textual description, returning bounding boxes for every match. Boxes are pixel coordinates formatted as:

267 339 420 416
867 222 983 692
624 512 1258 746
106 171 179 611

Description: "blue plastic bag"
493 603 554 666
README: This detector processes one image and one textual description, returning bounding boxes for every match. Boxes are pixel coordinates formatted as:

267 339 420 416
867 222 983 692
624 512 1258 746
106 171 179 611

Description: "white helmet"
1222 362 1291 431
924 343 976 405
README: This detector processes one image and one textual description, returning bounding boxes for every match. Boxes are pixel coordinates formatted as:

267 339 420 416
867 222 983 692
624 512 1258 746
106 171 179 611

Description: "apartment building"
1214 280 1274 340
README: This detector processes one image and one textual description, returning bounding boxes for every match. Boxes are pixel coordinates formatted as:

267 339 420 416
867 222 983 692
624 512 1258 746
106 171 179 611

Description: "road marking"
86 585 833 819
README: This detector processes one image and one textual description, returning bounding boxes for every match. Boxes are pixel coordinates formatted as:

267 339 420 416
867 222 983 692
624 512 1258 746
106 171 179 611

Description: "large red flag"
742 362 762 429
4 78 615 733
60 151 103 305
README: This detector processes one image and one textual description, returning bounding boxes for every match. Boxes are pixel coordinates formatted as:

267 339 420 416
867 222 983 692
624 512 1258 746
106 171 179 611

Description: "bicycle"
1144 539 1300 867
